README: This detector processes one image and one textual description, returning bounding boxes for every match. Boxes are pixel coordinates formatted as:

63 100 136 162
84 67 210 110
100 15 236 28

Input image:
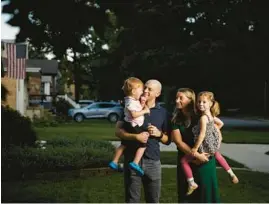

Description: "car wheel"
108 113 119 123
74 113 84 122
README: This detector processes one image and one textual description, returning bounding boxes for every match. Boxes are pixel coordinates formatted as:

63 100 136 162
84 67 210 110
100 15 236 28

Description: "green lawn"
35 120 117 141
160 152 246 168
2 168 269 203
222 130 269 144
35 120 269 144
5 120 266 202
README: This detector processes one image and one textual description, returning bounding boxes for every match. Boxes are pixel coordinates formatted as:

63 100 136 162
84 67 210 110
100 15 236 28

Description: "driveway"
220 143 269 173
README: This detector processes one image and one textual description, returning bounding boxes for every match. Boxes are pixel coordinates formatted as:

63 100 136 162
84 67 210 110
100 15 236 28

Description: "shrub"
32 117 58 128
2 139 115 180
55 98 73 118
1 105 37 148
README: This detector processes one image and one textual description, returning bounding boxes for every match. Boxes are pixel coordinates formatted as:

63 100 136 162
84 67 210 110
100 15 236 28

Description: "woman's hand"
191 148 198 157
194 152 210 163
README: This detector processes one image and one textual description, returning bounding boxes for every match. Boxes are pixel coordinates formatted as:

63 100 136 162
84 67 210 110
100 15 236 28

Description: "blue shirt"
122 103 171 161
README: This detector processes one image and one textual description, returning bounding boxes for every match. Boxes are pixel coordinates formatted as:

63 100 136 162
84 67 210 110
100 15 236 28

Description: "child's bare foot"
231 175 239 184
186 183 198 196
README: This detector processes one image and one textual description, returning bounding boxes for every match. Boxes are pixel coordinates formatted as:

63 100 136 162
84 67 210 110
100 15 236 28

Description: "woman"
171 88 220 203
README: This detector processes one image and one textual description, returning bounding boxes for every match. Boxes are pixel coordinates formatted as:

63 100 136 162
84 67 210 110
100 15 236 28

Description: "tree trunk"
73 52 80 103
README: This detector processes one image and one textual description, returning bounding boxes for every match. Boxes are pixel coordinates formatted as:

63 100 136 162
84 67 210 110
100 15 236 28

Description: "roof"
1 58 58 75
27 59 58 75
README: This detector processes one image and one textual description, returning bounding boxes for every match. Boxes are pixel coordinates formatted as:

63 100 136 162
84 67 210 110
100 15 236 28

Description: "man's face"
144 82 160 101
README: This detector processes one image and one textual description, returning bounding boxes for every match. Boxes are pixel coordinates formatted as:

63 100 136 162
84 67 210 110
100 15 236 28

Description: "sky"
1 15 19 40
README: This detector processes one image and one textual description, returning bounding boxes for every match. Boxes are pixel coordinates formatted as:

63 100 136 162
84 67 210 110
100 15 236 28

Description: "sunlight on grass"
222 130 269 144
35 120 269 144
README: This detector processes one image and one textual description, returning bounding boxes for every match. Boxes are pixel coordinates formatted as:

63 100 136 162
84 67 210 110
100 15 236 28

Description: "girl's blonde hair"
122 77 144 96
197 91 220 117
172 88 196 125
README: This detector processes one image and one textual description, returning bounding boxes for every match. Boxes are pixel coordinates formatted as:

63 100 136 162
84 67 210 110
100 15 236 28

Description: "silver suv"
68 102 123 122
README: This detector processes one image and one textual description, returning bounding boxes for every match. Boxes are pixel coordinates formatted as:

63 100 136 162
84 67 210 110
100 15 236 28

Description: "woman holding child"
171 88 221 203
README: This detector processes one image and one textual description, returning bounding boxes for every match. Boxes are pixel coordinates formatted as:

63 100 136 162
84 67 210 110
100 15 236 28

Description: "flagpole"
16 42 28 115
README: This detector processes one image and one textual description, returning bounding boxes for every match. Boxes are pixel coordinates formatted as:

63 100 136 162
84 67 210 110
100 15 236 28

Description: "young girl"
181 91 239 195
108 77 150 176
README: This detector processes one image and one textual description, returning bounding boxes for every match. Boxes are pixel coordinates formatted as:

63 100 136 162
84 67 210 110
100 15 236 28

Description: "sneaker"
108 161 118 170
129 162 144 176
186 183 198 196
231 175 239 184
109 161 123 172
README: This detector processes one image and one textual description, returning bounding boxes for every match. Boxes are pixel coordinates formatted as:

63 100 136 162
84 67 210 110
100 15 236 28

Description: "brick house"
2 57 59 115
26 59 59 103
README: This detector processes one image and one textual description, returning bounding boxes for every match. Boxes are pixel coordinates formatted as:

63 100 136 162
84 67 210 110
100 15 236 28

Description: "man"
115 79 171 203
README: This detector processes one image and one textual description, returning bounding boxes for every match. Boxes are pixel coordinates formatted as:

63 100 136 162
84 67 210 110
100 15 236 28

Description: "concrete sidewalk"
220 143 269 173
111 141 269 173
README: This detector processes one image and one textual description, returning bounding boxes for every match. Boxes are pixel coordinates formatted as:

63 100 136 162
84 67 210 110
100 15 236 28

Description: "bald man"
115 79 171 203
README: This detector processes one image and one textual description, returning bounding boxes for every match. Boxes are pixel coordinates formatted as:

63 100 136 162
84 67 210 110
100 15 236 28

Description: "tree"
3 0 269 112
28 43 47 59
2 0 111 101
98 0 269 113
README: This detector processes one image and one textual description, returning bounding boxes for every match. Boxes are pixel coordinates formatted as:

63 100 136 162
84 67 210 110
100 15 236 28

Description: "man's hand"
136 131 150 143
147 124 162 137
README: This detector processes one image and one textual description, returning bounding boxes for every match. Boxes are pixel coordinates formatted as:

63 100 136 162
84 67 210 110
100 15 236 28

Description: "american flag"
5 42 26 79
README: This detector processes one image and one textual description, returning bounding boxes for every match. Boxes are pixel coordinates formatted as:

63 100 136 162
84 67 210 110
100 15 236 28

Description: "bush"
2 139 115 180
55 98 73 119
32 102 72 127
32 116 58 128
1 105 37 148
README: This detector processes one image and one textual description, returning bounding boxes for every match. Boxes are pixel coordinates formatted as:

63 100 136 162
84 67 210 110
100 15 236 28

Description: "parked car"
78 100 95 107
68 102 123 122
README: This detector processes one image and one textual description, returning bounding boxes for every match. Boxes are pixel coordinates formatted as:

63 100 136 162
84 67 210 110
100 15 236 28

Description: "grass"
35 120 269 144
222 130 269 144
2 168 269 203
5 120 266 202
35 120 118 141
160 152 246 168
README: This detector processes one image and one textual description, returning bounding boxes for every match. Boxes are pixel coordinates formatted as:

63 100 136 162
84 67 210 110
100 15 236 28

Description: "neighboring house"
26 59 60 97
1 40 28 114
1 57 59 114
